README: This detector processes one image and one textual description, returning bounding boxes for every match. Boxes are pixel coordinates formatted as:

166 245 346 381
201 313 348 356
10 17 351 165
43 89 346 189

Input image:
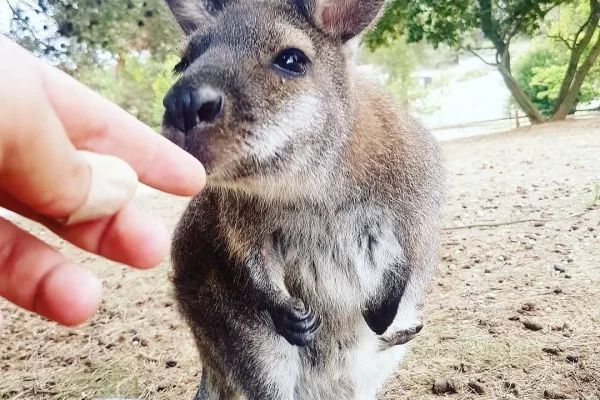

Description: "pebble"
432 379 457 395
542 347 560 355
522 320 544 331
468 380 485 395
566 355 579 364
553 265 566 273
522 302 536 311
544 389 567 399
165 360 177 368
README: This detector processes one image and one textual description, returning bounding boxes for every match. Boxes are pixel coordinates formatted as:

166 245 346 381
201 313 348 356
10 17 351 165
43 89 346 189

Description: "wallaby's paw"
271 297 320 347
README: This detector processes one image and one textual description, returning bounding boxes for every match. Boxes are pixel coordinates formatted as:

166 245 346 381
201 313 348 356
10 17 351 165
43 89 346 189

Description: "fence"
428 109 600 142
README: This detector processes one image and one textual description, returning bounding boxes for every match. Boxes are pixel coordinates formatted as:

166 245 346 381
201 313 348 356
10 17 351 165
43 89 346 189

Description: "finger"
0 217 103 326
0 192 170 269
0 36 205 197
49 205 171 270
0 43 91 219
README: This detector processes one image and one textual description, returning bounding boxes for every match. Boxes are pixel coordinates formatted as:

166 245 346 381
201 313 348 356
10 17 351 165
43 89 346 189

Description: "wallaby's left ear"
164 0 227 35
303 0 387 41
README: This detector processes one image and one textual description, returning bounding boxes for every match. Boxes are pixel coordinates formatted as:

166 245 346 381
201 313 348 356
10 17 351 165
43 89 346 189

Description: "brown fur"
161 0 445 398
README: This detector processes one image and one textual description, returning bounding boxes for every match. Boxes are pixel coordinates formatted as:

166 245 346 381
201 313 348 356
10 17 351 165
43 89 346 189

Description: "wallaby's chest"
247 204 404 309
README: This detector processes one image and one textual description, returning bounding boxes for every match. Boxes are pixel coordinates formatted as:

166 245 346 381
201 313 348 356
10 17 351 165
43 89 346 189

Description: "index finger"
2 36 205 197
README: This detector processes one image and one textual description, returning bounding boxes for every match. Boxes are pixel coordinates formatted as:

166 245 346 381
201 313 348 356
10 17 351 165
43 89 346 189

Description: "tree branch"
466 46 498 66
548 34 574 50
443 210 594 231
572 12 593 47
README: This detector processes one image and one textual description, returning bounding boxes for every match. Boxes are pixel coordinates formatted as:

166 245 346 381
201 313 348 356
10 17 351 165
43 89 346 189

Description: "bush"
74 53 179 131
515 41 600 116
514 44 562 117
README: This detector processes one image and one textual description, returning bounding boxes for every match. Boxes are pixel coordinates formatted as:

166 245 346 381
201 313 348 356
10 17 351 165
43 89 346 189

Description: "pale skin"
0 36 206 329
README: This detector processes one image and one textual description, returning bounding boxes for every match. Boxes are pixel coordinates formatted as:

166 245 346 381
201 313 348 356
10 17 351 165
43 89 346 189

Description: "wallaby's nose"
163 85 224 133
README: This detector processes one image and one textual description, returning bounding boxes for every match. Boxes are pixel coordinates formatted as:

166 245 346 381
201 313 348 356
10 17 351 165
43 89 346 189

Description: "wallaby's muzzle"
163 84 225 134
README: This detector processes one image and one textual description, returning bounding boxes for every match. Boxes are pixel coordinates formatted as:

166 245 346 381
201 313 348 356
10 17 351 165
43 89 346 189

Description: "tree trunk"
554 0 600 110
497 64 546 124
475 0 546 124
552 33 600 121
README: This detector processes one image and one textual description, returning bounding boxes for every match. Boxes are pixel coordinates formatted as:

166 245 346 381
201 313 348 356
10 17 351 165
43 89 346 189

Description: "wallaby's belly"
273 210 411 399
291 320 410 400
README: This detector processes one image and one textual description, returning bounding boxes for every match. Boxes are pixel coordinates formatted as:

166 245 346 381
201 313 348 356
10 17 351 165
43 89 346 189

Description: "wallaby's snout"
163 84 225 133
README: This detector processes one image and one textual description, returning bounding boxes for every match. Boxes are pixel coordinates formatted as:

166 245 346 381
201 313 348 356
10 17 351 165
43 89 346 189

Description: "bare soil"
1 117 599 400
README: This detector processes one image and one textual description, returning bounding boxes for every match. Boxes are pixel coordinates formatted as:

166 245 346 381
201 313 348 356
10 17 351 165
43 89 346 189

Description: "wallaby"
161 0 445 398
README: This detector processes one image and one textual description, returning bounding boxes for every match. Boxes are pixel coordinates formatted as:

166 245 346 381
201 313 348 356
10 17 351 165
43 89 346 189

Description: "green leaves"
7 0 180 66
365 0 568 51
74 53 180 130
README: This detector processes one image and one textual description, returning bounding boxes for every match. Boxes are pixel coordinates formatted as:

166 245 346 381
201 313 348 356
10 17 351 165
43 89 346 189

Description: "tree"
365 0 600 123
546 0 600 119
514 39 599 116
5 0 180 68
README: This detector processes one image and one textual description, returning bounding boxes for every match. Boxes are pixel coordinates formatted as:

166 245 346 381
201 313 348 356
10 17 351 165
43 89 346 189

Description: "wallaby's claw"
271 298 320 347
378 324 424 351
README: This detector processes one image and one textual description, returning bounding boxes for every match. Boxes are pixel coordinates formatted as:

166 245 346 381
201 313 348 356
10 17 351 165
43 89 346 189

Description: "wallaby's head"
162 0 386 195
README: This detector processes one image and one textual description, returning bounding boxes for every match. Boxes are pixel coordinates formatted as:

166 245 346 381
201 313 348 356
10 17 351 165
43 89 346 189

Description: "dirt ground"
1 117 599 400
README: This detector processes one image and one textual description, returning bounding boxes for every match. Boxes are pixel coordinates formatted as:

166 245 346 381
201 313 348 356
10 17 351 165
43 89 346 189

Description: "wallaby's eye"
174 58 191 75
273 48 309 76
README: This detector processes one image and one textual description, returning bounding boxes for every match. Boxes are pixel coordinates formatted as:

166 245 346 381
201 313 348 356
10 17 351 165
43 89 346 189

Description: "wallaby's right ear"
164 0 225 34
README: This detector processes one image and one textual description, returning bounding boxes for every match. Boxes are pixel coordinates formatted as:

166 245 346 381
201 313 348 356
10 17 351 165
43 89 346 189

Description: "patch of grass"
55 364 141 400
592 181 600 205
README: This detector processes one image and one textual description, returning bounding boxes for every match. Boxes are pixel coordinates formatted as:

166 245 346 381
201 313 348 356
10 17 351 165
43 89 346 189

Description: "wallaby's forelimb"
245 248 320 346
362 265 407 335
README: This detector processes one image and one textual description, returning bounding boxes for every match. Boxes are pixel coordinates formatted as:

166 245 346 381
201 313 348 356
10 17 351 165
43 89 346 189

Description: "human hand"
0 36 205 328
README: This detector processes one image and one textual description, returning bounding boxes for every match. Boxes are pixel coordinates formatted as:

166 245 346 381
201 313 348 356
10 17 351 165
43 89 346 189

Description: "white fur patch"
249 94 320 161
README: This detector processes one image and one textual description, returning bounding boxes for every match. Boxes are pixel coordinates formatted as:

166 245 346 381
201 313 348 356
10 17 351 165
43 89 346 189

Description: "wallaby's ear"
164 0 225 34
300 0 386 41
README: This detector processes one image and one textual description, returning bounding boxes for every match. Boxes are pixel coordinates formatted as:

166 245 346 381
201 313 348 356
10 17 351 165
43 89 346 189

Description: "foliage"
531 64 598 105
6 0 180 66
74 53 179 130
364 0 565 52
359 38 427 108
514 44 563 116
547 0 594 44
